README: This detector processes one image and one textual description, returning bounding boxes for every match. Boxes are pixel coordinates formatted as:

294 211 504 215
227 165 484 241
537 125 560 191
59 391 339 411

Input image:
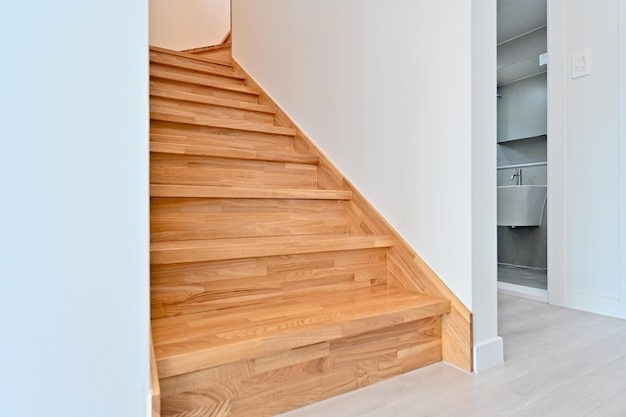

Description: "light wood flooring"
276 294 626 417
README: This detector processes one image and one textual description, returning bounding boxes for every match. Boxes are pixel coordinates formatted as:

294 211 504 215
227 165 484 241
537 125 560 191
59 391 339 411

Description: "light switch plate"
572 48 590 78
539 52 548 66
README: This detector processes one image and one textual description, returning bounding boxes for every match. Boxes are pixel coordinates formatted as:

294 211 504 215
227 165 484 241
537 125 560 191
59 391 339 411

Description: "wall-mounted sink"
497 185 547 227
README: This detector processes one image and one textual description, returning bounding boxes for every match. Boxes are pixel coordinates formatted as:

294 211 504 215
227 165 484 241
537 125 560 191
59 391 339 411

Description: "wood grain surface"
149 45 472 417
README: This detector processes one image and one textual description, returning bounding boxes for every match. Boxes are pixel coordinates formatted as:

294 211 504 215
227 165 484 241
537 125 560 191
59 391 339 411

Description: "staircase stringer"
150 334 161 417
232 58 473 372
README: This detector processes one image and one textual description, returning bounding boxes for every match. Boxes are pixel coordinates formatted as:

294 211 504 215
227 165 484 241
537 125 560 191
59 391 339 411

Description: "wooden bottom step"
153 285 450 417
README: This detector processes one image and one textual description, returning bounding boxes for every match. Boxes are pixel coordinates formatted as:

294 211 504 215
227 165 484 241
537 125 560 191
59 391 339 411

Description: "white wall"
471 0 503 372
548 0 626 318
621 0 626 320
232 0 501 371
0 2 150 416
150 0 230 50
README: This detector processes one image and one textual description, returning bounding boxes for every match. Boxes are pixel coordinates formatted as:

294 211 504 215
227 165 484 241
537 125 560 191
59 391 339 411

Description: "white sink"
497 185 547 227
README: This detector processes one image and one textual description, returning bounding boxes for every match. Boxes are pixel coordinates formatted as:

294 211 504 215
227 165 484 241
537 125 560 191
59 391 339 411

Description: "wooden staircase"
149 44 472 417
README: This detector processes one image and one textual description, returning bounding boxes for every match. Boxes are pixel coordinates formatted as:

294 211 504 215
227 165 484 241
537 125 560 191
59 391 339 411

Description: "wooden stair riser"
150 153 317 189
150 62 245 87
150 128 294 155
151 51 234 75
149 143 320 165
150 197 348 241
158 317 442 417
150 49 240 78
150 96 275 126
188 45 233 65
150 69 257 96
151 46 235 71
150 235 394 266
151 248 388 319
150 111 294 137
151 87 275 116
150 78 259 104
150 185 345 200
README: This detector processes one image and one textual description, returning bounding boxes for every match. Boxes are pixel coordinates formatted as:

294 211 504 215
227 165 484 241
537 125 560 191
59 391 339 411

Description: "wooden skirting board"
232 58 473 372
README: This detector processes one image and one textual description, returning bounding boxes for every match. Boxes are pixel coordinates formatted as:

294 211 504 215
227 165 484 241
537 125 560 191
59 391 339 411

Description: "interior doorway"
496 0 548 302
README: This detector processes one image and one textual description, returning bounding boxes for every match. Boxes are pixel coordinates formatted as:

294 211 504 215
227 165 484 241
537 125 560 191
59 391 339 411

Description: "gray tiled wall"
497 73 547 142
497 136 547 269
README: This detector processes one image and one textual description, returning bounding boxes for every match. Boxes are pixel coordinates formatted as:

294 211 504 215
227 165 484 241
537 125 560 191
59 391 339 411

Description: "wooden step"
150 67 259 97
151 197 348 241
150 95 275 126
150 152 318 189
150 86 275 115
150 130 294 154
153 285 449 416
150 77 259 104
150 110 295 137
160 315 446 417
150 62 243 88
151 61 245 87
150 141 319 164
150 185 350 200
150 45 234 70
151 247 386 319
150 234 394 265
152 284 450 379
185 43 233 65
150 51 245 82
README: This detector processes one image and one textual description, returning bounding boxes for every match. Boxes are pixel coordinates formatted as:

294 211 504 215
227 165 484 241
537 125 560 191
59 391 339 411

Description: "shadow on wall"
149 0 230 50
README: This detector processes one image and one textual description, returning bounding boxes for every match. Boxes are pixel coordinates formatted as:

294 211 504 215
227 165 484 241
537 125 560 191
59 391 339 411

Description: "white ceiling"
497 0 547 44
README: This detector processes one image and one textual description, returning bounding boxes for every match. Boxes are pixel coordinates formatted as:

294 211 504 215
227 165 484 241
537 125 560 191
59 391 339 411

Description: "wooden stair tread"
150 87 275 114
150 184 352 200
150 67 259 95
150 45 235 69
150 234 394 265
150 110 295 136
150 132 293 154
150 51 245 80
152 285 451 378
150 141 319 164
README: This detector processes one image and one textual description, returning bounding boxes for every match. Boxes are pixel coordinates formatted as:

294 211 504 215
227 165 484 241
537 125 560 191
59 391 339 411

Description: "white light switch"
539 52 548 66
572 48 590 78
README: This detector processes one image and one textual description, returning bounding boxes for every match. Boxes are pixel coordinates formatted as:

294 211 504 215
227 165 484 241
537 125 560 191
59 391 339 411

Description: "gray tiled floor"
498 263 547 289
277 294 626 417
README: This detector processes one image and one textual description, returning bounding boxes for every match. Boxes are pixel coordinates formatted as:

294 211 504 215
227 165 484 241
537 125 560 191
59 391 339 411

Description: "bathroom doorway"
496 0 548 302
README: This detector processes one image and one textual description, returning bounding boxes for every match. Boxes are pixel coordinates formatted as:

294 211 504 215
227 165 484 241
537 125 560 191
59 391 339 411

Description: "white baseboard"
473 336 504 373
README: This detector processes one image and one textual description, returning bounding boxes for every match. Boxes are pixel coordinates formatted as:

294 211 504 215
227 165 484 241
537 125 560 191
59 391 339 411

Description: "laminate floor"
276 294 626 417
